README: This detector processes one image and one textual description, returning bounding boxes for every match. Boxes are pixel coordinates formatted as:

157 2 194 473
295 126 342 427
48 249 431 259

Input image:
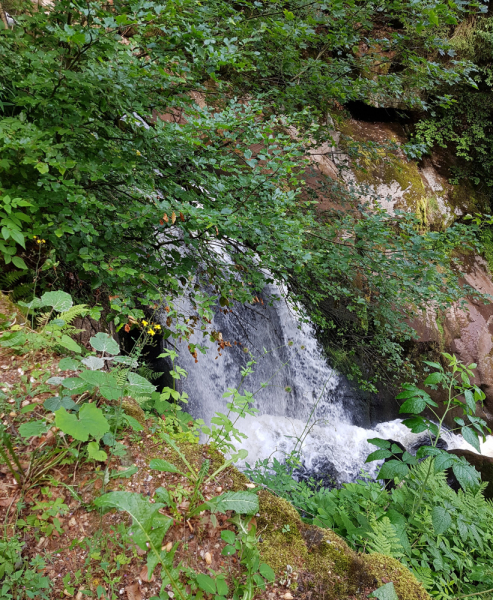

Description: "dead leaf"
126 582 142 600
0 497 14 507
139 565 155 583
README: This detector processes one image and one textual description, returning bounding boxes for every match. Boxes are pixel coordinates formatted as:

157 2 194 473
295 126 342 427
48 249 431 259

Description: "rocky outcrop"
309 111 493 428
257 490 430 600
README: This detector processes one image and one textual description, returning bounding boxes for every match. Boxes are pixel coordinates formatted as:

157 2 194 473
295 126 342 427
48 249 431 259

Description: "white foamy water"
166 284 493 485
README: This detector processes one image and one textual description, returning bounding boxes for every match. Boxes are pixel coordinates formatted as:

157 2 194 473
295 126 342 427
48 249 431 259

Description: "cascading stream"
168 284 493 485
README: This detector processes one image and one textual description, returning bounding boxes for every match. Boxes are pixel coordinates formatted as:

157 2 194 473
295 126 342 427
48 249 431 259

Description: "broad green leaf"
58 334 82 353
434 452 455 473
81 356 105 370
365 449 393 463
19 420 48 438
58 357 80 371
44 396 77 412
424 372 442 385
12 256 27 269
370 582 399 600
126 372 156 395
47 376 65 385
94 491 172 577
377 460 409 481
431 506 452 535
402 416 428 433
259 563 275 582
149 459 184 475
461 426 481 453
90 332 120 355
55 403 110 441
123 414 144 432
40 291 73 312
220 530 236 544
87 441 108 462
399 397 426 414
452 459 481 490
216 576 229 595
367 438 391 449
202 491 259 515
196 574 216 594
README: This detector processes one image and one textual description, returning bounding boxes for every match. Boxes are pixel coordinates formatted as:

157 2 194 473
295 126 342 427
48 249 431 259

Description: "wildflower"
147 329 155 336
36 239 41 244
142 320 148 326
41 239 46 243
33 235 37 239
154 324 161 330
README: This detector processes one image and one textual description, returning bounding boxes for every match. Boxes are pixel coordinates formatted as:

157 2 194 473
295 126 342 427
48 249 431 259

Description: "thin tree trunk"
0 2 9 30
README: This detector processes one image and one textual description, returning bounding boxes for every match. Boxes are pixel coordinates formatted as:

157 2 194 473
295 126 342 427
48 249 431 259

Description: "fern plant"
0 290 101 354
366 517 404 559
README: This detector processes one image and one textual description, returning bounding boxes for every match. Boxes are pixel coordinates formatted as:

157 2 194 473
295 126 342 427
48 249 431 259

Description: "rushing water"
168 284 492 485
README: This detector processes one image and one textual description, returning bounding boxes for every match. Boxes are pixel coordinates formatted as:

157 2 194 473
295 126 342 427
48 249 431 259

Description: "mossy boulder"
257 490 430 599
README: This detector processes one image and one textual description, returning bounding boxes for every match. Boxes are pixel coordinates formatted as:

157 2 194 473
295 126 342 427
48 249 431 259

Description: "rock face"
257 490 430 600
309 112 493 428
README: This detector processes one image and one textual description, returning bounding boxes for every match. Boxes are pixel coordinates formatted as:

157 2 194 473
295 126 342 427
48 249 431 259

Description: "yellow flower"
147 329 155 336
33 235 37 239
154 324 161 330
36 239 41 244
142 320 148 326
41 239 46 243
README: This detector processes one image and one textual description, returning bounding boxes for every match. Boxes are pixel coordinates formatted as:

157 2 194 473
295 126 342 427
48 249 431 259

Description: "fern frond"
0 270 26 290
137 365 163 381
57 304 89 326
367 517 404 558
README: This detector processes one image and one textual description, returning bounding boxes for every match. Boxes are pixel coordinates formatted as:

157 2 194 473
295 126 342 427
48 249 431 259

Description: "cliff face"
308 111 493 427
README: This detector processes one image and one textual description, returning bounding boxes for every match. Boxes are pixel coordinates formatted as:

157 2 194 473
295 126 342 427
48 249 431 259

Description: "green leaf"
58 334 82 353
452 458 481 490
464 389 476 414
55 403 110 441
89 332 120 355
40 291 73 312
424 372 442 385
402 416 428 433
434 453 455 473
149 459 184 474
126 372 156 395
196 574 216 594
367 438 391 449
81 356 105 370
399 397 427 414
19 420 48 438
431 506 452 535
370 582 399 600
220 530 236 544
201 491 258 515
93 491 172 556
259 563 275 582
365 449 392 463
216 576 229 595
12 256 27 269
87 441 108 462
58 357 80 371
461 426 481 453
123 414 144 432
377 460 410 480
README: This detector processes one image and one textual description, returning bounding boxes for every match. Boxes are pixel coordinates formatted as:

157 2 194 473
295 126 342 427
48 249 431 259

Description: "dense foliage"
1 0 490 385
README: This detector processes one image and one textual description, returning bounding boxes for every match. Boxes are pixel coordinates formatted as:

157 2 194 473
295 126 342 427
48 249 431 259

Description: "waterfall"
168 284 491 485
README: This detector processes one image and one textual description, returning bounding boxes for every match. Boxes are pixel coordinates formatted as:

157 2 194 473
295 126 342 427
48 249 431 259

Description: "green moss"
481 228 493 275
363 553 430 600
256 491 430 599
